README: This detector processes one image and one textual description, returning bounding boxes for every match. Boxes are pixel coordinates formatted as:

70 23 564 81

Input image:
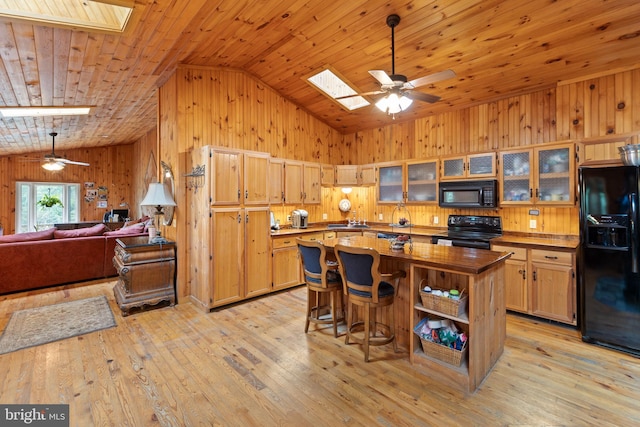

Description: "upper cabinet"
335 164 376 187
282 160 321 205
269 158 285 204
377 162 405 204
500 142 575 206
440 152 496 180
377 159 438 204
406 160 438 203
321 164 335 186
209 148 269 206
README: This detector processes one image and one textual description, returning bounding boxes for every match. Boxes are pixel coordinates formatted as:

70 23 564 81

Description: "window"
306 67 370 111
16 182 81 232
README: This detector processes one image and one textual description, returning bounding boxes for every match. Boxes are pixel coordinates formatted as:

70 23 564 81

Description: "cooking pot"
619 144 640 166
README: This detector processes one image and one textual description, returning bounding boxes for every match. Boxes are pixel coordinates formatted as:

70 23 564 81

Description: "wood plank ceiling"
0 0 639 155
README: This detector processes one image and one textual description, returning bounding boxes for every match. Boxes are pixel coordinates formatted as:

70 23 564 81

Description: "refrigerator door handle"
630 193 638 273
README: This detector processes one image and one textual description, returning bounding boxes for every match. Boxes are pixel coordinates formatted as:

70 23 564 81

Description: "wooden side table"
113 236 176 316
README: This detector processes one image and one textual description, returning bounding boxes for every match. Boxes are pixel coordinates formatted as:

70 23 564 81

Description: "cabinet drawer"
323 231 337 239
272 236 298 249
492 244 527 261
531 249 572 265
299 232 324 242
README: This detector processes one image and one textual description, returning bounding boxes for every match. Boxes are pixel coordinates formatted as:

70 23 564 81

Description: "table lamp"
140 181 176 243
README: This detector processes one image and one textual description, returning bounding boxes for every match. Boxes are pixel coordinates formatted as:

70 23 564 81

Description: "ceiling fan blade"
406 69 456 89
335 90 385 100
369 70 394 85
58 158 90 166
405 90 441 103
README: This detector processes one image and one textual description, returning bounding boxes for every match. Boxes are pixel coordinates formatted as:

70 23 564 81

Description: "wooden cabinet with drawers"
492 243 576 325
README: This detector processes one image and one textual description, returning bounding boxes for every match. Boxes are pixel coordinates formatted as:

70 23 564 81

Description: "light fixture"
0 106 92 117
41 161 65 171
140 181 177 243
341 187 353 194
375 90 413 115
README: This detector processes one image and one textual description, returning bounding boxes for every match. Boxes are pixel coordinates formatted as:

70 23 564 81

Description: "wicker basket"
419 336 467 367
419 287 468 317
413 317 468 367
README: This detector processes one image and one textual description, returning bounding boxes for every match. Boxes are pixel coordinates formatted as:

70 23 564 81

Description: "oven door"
431 235 491 249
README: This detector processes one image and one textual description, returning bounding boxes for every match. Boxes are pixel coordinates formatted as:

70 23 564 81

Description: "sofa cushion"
54 223 108 238
0 228 55 243
104 223 145 236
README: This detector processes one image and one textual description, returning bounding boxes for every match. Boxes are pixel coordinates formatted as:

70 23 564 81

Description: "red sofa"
0 224 146 295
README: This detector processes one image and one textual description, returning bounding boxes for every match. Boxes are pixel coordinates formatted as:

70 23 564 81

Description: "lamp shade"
42 161 65 171
140 182 176 207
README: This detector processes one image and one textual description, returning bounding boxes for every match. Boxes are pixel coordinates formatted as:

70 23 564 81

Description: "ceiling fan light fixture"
375 92 413 115
42 161 65 171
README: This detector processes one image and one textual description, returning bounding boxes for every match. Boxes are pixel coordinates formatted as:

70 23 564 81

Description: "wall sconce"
341 187 353 194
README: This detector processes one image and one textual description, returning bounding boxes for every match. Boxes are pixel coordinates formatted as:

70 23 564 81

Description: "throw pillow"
54 223 108 239
0 228 56 243
104 223 145 236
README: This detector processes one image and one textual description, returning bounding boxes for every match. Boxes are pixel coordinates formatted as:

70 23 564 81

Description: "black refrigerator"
579 165 640 356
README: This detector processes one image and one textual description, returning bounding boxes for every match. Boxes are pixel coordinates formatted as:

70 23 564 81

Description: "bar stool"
296 238 344 337
334 244 406 362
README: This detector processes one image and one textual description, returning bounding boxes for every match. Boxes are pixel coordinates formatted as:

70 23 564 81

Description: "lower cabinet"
491 244 576 325
191 207 271 310
272 235 303 291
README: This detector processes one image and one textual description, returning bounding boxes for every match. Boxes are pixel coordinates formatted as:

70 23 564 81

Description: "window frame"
15 181 81 233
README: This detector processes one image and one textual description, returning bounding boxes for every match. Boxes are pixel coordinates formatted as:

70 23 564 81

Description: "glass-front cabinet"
406 160 438 203
440 152 496 180
377 162 404 203
500 143 575 206
378 159 439 204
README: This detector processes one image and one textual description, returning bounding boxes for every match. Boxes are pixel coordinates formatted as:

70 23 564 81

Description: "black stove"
431 215 502 249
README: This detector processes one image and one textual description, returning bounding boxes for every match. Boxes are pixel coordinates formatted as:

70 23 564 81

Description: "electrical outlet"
433 216 439 224
322 213 327 220
530 219 537 229
287 215 291 222
378 213 383 221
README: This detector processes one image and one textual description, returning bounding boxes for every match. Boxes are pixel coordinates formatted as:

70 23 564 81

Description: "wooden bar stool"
296 238 344 337
334 244 406 362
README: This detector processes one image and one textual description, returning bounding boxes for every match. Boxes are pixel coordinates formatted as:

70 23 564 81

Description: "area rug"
0 295 116 355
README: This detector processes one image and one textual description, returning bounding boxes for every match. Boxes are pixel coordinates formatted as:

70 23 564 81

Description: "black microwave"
439 180 498 209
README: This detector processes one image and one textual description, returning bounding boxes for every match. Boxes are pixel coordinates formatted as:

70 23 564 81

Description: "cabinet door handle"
544 255 558 260
519 269 526 279
238 189 241 200
533 271 537 281
237 214 241 223
245 190 248 199
529 188 533 198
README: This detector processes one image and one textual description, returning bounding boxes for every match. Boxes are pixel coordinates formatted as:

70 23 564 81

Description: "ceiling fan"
40 132 90 171
339 14 456 115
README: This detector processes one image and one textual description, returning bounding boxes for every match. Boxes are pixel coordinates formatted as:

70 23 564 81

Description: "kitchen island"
322 236 510 393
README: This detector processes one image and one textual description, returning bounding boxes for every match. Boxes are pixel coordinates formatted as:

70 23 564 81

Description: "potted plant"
37 192 64 208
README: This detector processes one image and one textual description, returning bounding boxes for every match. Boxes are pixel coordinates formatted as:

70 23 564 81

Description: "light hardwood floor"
0 279 639 426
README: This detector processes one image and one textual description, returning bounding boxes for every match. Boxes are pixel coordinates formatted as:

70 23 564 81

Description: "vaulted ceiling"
1 0 639 155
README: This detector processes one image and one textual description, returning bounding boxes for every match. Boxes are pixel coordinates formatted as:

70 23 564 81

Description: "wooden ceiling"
1 0 640 155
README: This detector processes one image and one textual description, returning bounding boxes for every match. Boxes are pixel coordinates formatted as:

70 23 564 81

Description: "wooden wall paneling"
616 71 633 134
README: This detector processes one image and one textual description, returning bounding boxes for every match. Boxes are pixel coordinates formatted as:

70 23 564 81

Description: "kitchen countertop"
270 222 579 250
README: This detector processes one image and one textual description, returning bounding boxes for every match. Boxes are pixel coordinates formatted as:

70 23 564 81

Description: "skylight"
0 0 134 34
307 68 370 111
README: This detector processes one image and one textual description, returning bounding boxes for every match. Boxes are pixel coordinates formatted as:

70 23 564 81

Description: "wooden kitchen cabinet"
207 147 269 206
269 158 284 204
321 164 335 186
530 249 576 324
491 244 528 312
335 164 376 186
282 160 321 205
440 152 496 180
491 243 576 325
406 159 438 203
205 207 272 308
500 142 575 206
303 162 321 204
272 235 302 291
377 162 404 203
